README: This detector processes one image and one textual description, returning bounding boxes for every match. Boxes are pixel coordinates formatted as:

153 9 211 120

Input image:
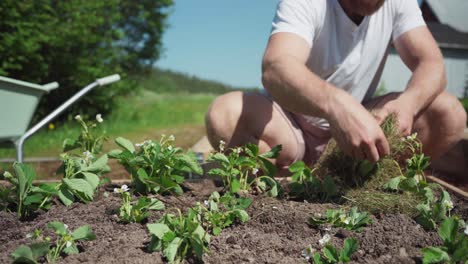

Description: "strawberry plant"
416 190 454 230
55 153 110 206
302 235 359 263
114 184 165 223
191 191 251 235
109 135 202 195
288 161 338 201
207 141 282 197
1 163 56 219
147 209 210 264
11 221 96 263
421 216 468 264
309 207 372 232
55 114 110 206
62 114 107 155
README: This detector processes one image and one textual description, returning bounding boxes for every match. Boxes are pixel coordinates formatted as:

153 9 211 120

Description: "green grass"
0 91 216 158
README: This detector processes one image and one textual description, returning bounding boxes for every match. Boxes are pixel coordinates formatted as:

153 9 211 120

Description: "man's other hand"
372 93 416 136
327 90 390 163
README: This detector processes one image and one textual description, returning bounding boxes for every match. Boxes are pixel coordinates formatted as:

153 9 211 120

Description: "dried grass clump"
314 114 422 214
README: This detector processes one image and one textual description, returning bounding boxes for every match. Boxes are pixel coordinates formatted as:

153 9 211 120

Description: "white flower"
219 140 226 152
343 218 351 225
444 200 454 211
26 233 33 239
64 224 69 230
83 151 94 163
66 241 72 248
74 115 82 121
168 145 173 151
135 140 152 148
252 168 259 175
302 245 315 261
465 225 468 236
114 184 130 193
168 135 175 141
234 147 242 154
319 234 331 247
204 200 209 207
96 114 103 123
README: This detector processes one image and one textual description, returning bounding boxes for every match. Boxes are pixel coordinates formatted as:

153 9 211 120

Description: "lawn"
0 91 216 159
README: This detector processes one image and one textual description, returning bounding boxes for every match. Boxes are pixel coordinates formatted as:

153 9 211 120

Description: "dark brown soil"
0 179 466 264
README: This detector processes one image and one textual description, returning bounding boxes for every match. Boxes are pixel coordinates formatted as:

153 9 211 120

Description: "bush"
0 0 173 123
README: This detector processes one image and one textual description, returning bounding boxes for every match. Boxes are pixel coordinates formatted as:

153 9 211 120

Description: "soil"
0 179 467 264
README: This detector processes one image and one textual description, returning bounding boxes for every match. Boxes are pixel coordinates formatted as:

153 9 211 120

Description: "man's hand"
371 93 417 136
327 90 390 162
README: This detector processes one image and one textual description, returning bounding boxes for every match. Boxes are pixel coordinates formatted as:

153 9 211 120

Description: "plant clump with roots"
313 114 430 215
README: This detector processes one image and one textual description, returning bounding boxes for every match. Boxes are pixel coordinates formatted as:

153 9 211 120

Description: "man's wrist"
398 90 422 117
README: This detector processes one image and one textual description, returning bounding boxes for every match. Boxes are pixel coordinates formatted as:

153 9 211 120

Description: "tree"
0 0 173 122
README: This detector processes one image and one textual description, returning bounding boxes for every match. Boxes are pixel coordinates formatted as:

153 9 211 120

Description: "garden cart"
0 74 121 162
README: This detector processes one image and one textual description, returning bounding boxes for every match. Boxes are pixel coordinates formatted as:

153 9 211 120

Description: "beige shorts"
261 93 332 167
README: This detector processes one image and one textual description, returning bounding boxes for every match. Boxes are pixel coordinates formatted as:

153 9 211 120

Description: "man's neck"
338 0 365 25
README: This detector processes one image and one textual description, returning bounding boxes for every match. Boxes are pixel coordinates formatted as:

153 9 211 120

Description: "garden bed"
1 178 467 264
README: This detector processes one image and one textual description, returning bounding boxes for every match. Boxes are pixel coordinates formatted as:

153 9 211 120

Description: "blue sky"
155 1 279 88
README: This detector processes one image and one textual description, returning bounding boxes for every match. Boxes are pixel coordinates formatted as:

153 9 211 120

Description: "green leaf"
399 177 418 192
29 242 50 260
177 153 203 175
81 172 100 190
421 247 450 264
452 237 468 262
23 193 43 205
36 183 59 195
58 185 75 206
323 244 339 262
147 223 170 239
83 155 109 173
438 217 458 244
259 144 282 159
259 157 277 177
11 245 35 264
63 178 94 201
383 176 403 191
147 199 165 211
115 137 135 153
193 224 210 243
107 149 123 158
230 178 241 193
313 252 324 264
233 209 249 222
47 221 67 235
163 237 182 263
209 153 230 164
340 238 359 262
213 226 222 236
288 161 305 173
71 225 96 241
63 244 79 255
14 163 35 201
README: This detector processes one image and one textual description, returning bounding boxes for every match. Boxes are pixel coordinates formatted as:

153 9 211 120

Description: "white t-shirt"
270 0 425 128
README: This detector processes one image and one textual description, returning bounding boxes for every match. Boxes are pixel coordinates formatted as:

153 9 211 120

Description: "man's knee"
205 91 244 147
428 92 466 139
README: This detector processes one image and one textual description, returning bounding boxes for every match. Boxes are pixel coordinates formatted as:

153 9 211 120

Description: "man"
205 0 466 174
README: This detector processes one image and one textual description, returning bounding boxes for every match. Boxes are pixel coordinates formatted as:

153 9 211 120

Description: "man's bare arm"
262 33 390 162
261 33 338 119
374 26 446 135
395 26 446 114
